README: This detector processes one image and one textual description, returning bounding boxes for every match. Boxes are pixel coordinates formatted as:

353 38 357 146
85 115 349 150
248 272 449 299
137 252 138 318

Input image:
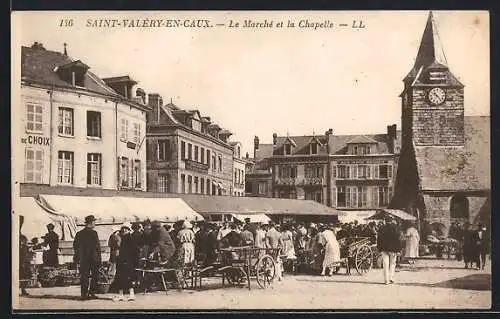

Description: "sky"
12 11 489 156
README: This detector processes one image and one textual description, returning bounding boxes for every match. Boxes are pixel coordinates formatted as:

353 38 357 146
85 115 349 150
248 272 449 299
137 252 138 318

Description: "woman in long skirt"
320 225 341 276
178 221 195 265
404 223 420 268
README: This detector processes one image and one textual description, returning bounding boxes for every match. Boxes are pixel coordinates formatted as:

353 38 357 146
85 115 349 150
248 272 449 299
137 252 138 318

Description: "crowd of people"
18 213 490 299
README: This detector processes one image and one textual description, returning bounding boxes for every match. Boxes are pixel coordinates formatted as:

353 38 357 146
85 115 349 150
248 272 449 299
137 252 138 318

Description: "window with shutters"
120 157 129 187
120 119 128 142
200 178 205 194
26 103 43 133
25 148 43 183
218 155 222 172
87 153 102 186
134 160 141 188
58 108 74 136
201 147 205 163
194 176 199 193
132 123 141 144
379 186 389 206
206 150 210 168
57 151 74 185
194 146 199 162
87 111 101 138
212 154 216 171
206 178 210 194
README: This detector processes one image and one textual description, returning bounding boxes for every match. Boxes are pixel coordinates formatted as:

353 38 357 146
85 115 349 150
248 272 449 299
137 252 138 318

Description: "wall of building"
17 85 147 191
233 158 246 196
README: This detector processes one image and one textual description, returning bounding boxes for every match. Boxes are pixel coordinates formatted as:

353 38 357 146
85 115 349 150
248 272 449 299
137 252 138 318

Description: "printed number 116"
59 19 74 27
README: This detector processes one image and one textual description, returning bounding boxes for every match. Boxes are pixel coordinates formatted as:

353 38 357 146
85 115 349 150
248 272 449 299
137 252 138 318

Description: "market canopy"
232 213 271 224
365 208 417 221
117 197 204 223
14 197 71 240
37 194 131 225
169 194 338 216
36 195 203 225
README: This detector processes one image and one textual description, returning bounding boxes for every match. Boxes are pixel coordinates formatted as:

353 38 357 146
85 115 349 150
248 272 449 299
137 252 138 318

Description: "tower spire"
63 43 68 56
413 11 447 70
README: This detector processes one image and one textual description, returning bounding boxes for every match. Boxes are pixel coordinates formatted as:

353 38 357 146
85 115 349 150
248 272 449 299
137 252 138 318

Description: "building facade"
250 127 400 218
146 95 236 195
230 141 246 197
16 43 149 191
245 137 273 198
390 13 490 233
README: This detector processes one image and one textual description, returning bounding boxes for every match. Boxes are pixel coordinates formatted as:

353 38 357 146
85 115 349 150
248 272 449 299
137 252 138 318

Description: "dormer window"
310 143 318 155
56 60 89 87
285 144 292 155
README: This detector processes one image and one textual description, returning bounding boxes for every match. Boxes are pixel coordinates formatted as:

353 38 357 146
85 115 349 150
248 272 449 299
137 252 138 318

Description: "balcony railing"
299 177 325 186
183 159 209 173
274 178 296 186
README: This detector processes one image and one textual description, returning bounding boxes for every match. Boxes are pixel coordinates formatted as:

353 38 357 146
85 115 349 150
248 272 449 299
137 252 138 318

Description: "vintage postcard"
11 10 491 310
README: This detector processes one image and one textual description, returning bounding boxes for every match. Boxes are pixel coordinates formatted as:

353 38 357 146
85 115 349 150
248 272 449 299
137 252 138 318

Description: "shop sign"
21 135 50 146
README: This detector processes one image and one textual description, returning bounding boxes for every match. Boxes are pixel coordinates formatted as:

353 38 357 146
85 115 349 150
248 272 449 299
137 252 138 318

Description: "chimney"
253 136 259 159
246 152 249 159
272 133 277 145
136 88 146 104
63 43 68 56
148 93 163 123
387 124 397 153
325 129 333 154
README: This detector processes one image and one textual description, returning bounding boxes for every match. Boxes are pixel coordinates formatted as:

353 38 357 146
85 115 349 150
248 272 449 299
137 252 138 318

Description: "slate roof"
270 131 402 156
255 144 274 160
414 116 490 191
21 45 119 97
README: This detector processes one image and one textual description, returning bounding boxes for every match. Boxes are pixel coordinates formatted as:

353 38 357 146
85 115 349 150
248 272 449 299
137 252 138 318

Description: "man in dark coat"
73 215 102 300
149 221 176 265
42 223 59 267
222 223 243 248
377 216 401 284
474 224 489 270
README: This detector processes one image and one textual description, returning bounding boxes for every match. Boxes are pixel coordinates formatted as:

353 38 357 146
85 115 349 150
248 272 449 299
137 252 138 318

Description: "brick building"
145 95 238 195
245 137 273 198
250 127 401 220
390 12 491 233
15 43 149 192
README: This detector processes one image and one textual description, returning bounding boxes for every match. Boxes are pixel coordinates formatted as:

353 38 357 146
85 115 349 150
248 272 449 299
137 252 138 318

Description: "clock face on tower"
427 87 446 105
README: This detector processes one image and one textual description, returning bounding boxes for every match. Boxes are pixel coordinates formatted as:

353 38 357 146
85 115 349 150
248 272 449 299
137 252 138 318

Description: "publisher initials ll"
352 20 365 28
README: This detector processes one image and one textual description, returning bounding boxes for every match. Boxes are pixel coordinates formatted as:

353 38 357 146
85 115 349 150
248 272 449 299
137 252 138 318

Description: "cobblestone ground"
14 258 491 310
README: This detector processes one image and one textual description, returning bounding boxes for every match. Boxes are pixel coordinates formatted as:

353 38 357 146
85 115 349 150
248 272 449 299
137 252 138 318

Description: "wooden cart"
218 246 281 290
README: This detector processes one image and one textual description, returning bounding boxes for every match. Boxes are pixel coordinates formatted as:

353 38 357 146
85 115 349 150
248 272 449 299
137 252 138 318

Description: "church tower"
401 12 465 146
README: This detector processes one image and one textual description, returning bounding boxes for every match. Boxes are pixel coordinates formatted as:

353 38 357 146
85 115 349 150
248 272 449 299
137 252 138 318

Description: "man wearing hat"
376 215 401 284
73 215 102 300
42 223 59 267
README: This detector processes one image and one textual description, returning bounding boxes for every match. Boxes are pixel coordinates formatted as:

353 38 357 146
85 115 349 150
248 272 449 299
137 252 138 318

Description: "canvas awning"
117 197 204 223
338 210 376 224
365 208 417 221
37 194 132 225
232 213 271 224
14 197 68 240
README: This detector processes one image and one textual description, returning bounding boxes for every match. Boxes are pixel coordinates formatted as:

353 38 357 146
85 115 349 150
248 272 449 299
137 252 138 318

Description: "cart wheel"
256 255 276 289
355 245 373 275
225 267 246 286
